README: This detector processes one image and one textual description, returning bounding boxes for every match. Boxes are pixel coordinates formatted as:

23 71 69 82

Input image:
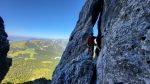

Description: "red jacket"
87 36 95 45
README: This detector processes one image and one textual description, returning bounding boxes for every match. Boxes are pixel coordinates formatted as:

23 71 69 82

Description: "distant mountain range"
8 35 49 41
8 36 68 49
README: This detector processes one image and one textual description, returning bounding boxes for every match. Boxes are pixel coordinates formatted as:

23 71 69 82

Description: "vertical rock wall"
51 0 103 84
52 0 150 84
97 0 150 83
0 16 12 82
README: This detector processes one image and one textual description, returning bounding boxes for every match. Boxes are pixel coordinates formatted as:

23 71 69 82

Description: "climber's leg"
88 44 94 56
95 48 100 57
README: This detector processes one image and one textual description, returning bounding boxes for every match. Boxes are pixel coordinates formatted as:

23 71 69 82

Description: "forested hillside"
2 39 67 83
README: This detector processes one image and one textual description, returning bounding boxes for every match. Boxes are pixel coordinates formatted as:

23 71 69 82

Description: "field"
2 39 67 83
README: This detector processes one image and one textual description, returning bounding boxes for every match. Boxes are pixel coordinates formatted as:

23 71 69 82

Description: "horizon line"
8 34 69 39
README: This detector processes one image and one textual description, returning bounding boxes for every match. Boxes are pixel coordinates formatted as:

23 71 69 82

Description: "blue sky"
0 0 86 39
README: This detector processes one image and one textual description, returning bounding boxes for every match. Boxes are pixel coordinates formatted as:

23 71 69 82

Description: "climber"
95 35 103 57
91 0 103 57
95 41 101 58
86 33 96 56
95 45 100 56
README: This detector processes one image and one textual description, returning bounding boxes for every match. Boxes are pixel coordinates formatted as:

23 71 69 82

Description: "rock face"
51 0 103 83
0 16 12 82
52 0 150 84
97 0 150 83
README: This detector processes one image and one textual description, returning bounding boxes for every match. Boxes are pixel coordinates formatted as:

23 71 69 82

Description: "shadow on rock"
23 78 51 84
0 16 12 83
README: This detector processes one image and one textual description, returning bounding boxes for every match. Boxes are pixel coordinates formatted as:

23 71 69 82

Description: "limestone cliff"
97 0 150 83
51 0 103 84
52 0 150 84
0 16 12 83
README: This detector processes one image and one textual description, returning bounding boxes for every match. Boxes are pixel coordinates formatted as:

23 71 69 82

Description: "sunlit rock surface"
52 0 150 84
97 0 150 83
51 0 102 83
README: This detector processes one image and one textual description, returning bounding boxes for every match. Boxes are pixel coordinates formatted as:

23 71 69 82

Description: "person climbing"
95 35 103 57
95 40 100 58
90 0 103 58
86 33 96 56
94 37 100 58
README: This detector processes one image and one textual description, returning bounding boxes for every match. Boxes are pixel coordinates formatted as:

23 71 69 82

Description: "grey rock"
0 16 12 83
51 0 102 83
97 0 150 84
52 0 150 84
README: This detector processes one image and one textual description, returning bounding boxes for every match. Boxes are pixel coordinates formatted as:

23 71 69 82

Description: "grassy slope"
2 40 65 83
